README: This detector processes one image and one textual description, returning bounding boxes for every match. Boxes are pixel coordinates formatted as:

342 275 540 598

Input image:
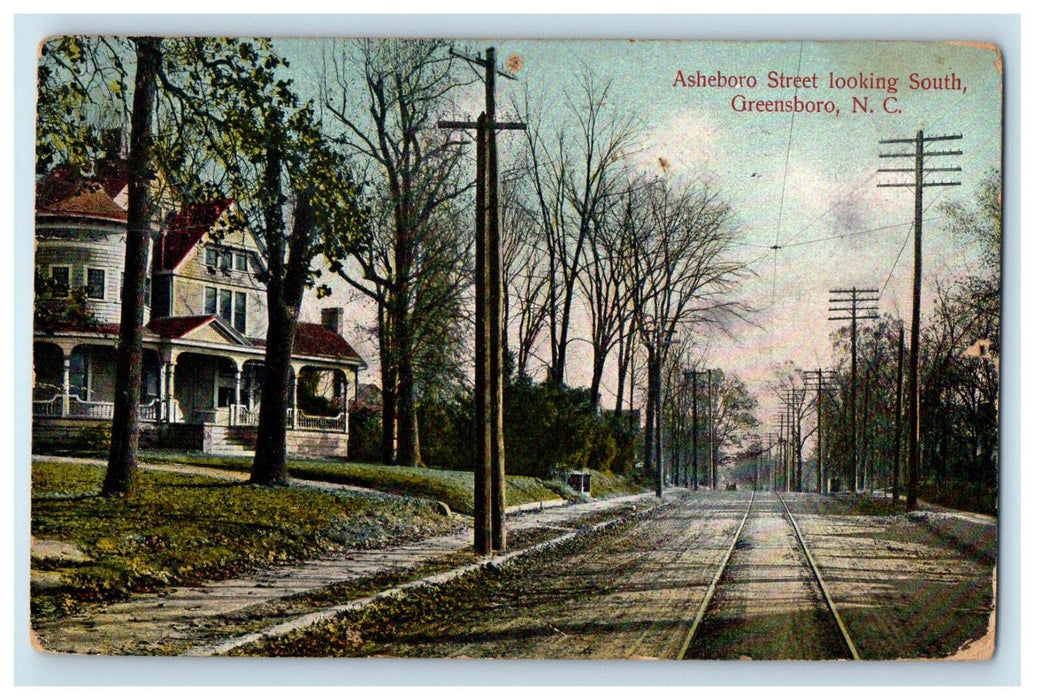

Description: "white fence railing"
33 394 164 422
33 394 63 417
68 396 114 419
35 393 347 433
296 411 346 432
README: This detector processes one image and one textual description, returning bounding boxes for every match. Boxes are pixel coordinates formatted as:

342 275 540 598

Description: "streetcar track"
675 489 756 660
677 490 860 660
776 492 860 660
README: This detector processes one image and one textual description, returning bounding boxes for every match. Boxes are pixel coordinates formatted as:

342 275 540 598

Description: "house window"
205 247 232 271
50 266 70 292
153 277 171 316
86 268 106 299
144 277 152 307
234 252 248 272
205 286 217 315
219 289 232 322
205 285 247 333
233 291 246 333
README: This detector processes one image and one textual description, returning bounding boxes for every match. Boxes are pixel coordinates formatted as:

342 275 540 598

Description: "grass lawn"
135 450 641 514
30 460 461 620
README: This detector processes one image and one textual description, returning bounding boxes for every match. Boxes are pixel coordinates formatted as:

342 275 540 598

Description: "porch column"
291 370 299 430
233 366 242 426
158 361 168 421
61 355 71 417
342 372 349 434
167 362 177 423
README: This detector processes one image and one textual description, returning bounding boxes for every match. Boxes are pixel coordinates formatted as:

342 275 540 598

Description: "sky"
284 38 1003 427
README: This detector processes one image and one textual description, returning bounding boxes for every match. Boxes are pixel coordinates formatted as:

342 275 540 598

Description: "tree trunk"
103 37 160 498
377 305 398 464
250 174 313 485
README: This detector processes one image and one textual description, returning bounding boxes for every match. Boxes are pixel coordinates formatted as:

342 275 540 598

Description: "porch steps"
205 426 257 457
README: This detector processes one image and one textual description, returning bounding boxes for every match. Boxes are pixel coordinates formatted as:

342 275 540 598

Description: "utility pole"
829 287 879 493
776 409 790 491
804 369 837 494
683 368 699 491
879 131 961 511
767 434 774 491
438 47 525 554
891 324 905 505
707 370 717 490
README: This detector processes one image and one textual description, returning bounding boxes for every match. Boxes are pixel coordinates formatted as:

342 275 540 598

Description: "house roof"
36 163 130 222
36 160 131 222
147 315 215 339
37 317 365 367
292 323 364 363
151 317 363 363
158 199 234 271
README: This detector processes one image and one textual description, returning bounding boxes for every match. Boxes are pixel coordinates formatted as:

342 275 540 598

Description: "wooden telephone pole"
804 369 837 494
828 287 879 492
891 325 905 505
879 131 961 511
438 47 525 554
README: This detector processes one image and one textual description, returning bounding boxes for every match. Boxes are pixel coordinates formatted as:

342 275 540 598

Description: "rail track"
677 490 860 660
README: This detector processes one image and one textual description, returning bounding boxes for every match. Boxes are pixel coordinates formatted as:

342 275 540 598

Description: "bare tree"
627 176 751 496
500 165 550 379
516 72 638 388
323 39 473 466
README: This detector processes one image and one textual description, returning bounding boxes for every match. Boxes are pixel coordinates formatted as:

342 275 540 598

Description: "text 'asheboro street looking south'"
672 69 969 117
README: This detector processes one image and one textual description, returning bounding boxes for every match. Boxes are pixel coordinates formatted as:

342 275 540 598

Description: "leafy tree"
32 275 97 335
157 38 366 485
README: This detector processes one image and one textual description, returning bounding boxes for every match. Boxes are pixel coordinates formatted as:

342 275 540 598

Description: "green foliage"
503 376 640 479
36 37 130 175
348 407 384 463
30 461 457 619
70 424 112 454
33 275 97 335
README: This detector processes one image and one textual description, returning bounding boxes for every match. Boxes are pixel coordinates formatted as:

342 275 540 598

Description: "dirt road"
245 490 996 660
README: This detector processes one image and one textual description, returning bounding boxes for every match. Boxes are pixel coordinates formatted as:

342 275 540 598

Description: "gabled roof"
36 161 130 222
147 315 215 339
147 314 252 347
157 199 234 271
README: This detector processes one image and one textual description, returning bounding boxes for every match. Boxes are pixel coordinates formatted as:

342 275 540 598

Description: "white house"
32 158 367 458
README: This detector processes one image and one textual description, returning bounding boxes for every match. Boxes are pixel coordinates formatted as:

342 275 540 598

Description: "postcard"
27 34 1001 665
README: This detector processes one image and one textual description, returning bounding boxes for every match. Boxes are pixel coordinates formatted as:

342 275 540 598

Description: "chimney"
101 129 124 159
321 307 345 337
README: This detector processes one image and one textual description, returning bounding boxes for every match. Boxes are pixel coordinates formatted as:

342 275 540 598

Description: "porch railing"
296 411 346 432
138 399 164 422
68 396 114 419
34 393 347 433
32 394 63 417
32 394 164 422
232 405 345 432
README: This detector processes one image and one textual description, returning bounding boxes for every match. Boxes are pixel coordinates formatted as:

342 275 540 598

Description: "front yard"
30 460 462 620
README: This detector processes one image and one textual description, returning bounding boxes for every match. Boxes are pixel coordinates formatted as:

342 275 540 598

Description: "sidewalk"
30 458 663 655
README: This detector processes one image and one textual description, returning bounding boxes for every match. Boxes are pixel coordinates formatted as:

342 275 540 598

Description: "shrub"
70 424 111 454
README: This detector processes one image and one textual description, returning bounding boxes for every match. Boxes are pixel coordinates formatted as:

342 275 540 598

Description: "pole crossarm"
437 120 527 131
449 47 519 81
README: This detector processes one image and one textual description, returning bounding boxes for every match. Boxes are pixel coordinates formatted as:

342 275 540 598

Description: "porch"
32 339 357 458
